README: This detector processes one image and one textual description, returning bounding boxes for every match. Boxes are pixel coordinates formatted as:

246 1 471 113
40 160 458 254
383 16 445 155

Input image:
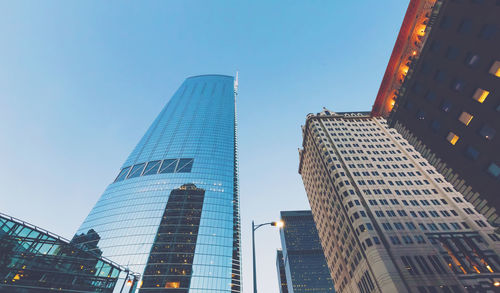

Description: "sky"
0 1 408 291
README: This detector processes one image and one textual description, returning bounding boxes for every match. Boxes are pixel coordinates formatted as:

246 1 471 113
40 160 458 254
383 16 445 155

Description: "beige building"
298 109 500 293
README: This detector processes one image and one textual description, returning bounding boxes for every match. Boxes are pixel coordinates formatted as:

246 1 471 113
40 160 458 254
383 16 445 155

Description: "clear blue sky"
0 1 408 291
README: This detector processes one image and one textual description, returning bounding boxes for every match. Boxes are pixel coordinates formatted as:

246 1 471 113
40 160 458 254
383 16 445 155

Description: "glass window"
479 124 495 140
429 40 441 52
416 110 426 120
405 100 414 110
143 160 161 175
445 46 460 59
489 61 500 77
441 100 452 112
465 53 480 67
457 19 473 34
176 158 194 173
425 91 436 102
446 132 459 145
439 16 453 29
487 163 500 178
160 159 178 173
431 120 441 133
412 82 425 94
114 166 131 182
421 61 432 74
472 88 489 103
479 24 497 40
464 146 479 160
451 79 465 91
458 112 473 126
434 70 446 82
127 163 145 178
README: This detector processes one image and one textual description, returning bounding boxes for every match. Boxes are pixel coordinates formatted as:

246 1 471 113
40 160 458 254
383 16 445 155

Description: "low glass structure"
0 212 138 292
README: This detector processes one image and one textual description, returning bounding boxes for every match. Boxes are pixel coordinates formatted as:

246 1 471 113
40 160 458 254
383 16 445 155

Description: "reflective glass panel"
160 159 178 173
127 163 145 178
143 160 161 175
114 167 131 182
176 158 194 173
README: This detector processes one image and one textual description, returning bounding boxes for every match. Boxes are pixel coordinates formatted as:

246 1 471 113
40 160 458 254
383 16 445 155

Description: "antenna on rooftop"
234 71 239 94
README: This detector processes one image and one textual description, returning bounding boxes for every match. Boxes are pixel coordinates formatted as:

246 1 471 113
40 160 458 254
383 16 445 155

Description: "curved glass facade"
74 75 241 292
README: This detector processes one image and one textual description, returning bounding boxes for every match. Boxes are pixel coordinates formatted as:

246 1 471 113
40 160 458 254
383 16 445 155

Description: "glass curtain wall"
74 75 241 292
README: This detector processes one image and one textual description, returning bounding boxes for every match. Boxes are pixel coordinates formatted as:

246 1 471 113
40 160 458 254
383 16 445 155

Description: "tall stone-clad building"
372 0 500 226
299 109 500 293
74 75 241 292
278 210 335 293
276 250 289 293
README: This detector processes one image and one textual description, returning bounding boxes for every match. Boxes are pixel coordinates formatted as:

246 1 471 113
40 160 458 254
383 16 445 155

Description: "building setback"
372 0 500 227
74 75 241 292
276 250 289 293
278 210 335 293
299 110 500 293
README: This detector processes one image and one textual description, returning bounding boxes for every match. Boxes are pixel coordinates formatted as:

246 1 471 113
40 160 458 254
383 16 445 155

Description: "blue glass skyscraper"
74 75 241 292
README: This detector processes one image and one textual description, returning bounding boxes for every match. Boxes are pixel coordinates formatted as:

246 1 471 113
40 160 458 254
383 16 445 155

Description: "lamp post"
252 220 284 293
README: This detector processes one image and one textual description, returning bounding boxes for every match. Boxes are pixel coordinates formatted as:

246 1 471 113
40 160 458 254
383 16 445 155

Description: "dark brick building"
373 0 500 227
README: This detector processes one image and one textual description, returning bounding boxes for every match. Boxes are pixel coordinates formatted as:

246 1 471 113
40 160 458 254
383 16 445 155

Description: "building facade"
278 210 335 293
372 0 500 227
299 110 500 293
74 75 241 292
276 250 289 293
0 212 136 292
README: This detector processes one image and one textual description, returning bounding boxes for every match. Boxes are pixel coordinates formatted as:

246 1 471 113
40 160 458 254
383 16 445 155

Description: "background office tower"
278 210 335 293
74 75 241 292
0 212 138 292
299 109 500 293
276 250 289 293
372 0 500 227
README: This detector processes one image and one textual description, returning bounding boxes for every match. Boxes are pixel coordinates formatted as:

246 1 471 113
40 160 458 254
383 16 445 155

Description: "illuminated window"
458 112 473 126
472 88 489 103
165 282 180 288
489 61 500 77
446 132 459 145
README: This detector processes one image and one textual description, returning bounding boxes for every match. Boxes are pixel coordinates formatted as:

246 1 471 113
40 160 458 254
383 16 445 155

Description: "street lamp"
252 220 284 293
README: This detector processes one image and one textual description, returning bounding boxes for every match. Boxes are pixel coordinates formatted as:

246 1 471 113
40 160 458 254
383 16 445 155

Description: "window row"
114 158 194 183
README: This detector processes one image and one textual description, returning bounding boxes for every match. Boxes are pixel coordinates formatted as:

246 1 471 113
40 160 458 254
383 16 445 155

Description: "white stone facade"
298 109 500 293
